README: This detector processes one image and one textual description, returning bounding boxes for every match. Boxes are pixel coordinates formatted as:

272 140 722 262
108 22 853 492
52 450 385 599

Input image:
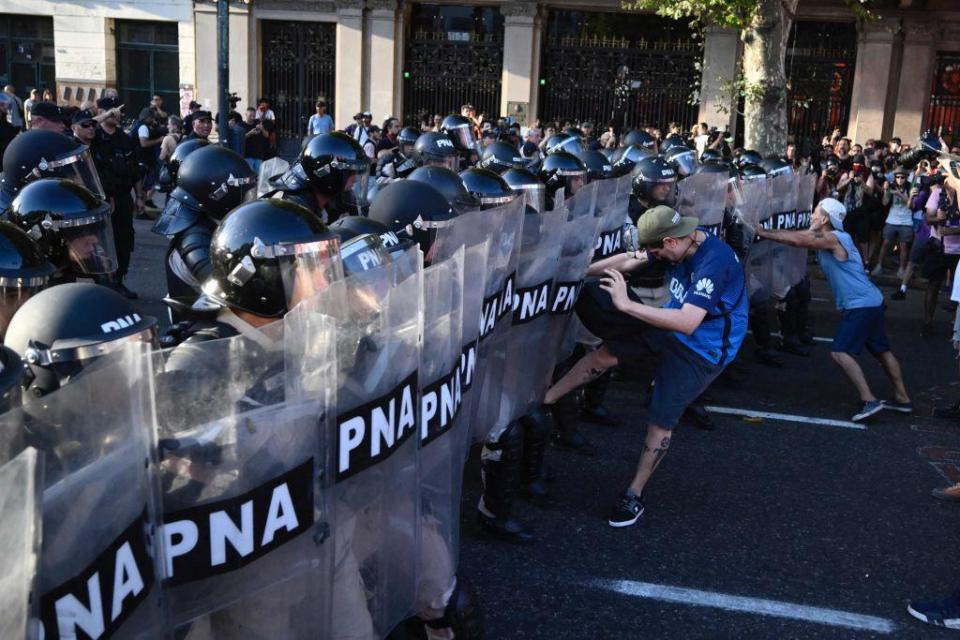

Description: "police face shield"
276 235 344 310
340 233 393 277
446 123 476 154
61 205 119 275
424 155 461 173
210 172 258 211
512 182 546 213
347 170 371 210
672 151 697 178
32 147 106 201
561 170 588 199
477 191 518 211
642 177 678 207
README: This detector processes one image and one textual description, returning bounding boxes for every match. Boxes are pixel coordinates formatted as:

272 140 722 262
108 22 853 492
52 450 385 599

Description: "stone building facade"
0 0 958 150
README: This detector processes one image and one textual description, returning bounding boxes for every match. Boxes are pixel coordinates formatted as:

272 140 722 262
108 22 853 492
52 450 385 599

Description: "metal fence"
927 53 960 136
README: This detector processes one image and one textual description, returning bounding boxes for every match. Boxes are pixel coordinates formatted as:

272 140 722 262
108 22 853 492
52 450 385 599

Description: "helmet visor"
339 234 393 277
672 151 697 178
446 123 476 152
61 207 118 275
278 236 344 310
642 178 678 207
425 155 461 172
514 182 546 213
35 148 106 201
347 171 371 210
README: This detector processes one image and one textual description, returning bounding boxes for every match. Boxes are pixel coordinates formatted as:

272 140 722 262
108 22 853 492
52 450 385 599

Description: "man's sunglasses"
77 121 95 128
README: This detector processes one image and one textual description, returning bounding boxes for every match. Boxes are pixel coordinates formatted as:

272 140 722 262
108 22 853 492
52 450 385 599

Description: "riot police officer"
413 131 461 172
440 113 478 167
156 138 208 193
610 144 656 178
368 179 457 257
375 126 419 183
502 167 547 213
266 131 369 224
0 221 55 339
152 145 257 319
538 151 588 211
479 140 524 174
459 167 519 209
621 129 657 152
408 165 480 212
576 148 615 182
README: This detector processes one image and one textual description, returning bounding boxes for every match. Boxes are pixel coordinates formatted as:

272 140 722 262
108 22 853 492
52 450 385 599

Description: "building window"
116 20 179 118
0 15 54 97
927 53 960 136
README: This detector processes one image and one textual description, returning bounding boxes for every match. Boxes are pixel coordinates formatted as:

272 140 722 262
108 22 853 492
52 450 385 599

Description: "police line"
0 169 815 639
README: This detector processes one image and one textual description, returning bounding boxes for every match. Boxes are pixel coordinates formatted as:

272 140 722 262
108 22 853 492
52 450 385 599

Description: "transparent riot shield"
431 198 525 443
0 447 42 640
257 157 291 197
0 343 165 640
784 173 818 287
768 174 796 300
593 175 632 261
415 248 465 618
676 172 728 232
153 323 335 639
731 177 771 240
301 247 424 638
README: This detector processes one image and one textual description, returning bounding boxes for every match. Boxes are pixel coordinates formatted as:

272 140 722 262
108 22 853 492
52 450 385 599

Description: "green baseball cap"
636 205 700 245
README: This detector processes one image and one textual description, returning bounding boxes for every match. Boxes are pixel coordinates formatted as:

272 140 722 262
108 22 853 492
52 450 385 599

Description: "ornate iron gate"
785 21 857 152
927 53 960 135
261 20 336 157
402 4 504 126
537 10 699 130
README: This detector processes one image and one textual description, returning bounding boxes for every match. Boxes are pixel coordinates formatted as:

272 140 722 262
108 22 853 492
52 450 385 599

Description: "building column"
193 2 253 115
499 0 538 126
697 25 738 132
365 0 398 121
846 17 900 142
52 15 113 104
335 0 365 126
892 20 937 141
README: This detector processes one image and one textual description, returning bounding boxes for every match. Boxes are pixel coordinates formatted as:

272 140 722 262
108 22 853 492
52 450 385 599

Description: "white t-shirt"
138 124 150 139
884 188 912 227
255 109 276 121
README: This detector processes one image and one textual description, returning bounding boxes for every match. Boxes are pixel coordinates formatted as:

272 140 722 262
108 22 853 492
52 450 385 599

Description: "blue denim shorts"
832 305 890 356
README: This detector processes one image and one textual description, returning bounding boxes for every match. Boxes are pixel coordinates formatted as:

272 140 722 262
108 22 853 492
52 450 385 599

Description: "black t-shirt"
376 135 397 155
92 127 139 194
244 123 270 160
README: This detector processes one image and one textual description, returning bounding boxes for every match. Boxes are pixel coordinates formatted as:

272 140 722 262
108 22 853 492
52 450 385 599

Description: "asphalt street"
125 234 960 639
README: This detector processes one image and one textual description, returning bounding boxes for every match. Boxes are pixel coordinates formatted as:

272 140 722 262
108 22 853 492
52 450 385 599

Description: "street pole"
217 0 229 145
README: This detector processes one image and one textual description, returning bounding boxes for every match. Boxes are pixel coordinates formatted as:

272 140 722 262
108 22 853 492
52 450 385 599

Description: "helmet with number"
331 231 393 276
659 134 686 154
157 138 209 193
9 178 117 275
631 156 678 207
734 149 763 169
576 148 614 181
479 141 524 174
330 215 403 254
545 133 583 156
440 114 476 153
611 144 656 178
760 156 793 177
699 148 726 166
203 199 338 318
413 131 460 172
290 132 369 197
6 283 158 401
459 168 518 209
0 221 55 338
153 145 257 236
408 166 480 211
502 167 546 213
397 126 421 156
368 179 457 256
622 129 656 151
738 163 768 181
664 146 697 179
538 151 588 205
0 130 106 209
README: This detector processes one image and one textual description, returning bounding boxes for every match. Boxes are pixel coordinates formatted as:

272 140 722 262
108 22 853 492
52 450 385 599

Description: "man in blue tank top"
757 197 911 422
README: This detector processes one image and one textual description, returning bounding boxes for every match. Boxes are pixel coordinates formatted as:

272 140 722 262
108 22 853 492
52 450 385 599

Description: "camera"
920 172 947 189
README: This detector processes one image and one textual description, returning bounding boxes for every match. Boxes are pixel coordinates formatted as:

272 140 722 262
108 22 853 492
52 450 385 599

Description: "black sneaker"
908 589 960 630
891 289 906 301
852 400 884 422
608 491 644 528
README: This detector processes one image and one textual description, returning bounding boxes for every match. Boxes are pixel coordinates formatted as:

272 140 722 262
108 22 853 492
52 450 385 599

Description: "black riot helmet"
459 168 518 209
611 144 656 178
5 282 158 401
413 131 460 172
760 156 793 177
291 132 369 197
331 231 393 276
368 179 456 257
632 156 678 207
157 138 209 193
0 221 55 338
479 141 524 174
204 199 340 317
440 114 477 153
330 215 403 253
545 133 583 156
699 148 725 166
622 129 656 151
538 151 588 205
153 145 257 237
660 134 686 154
734 149 763 169
397 126 421 156
576 148 614 181
502 167 546 213
695 162 730 175
665 146 697 179
738 163 768 181
9 179 118 275
408 166 479 211
0 129 106 209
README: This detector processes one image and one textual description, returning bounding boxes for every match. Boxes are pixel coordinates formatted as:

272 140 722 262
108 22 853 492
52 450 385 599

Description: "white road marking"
704 405 864 430
592 579 896 635
747 330 834 343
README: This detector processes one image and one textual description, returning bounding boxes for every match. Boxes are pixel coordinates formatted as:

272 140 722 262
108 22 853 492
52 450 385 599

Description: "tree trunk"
741 0 798 156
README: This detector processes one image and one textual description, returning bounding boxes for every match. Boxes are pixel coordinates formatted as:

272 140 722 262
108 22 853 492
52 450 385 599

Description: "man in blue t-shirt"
544 205 748 528
757 197 911 423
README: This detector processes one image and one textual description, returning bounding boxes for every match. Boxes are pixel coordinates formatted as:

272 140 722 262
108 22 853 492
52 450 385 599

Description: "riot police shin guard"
520 409 556 508
422 575 483 640
749 302 783 367
777 290 810 357
550 392 596 456
580 370 618 426
478 422 535 544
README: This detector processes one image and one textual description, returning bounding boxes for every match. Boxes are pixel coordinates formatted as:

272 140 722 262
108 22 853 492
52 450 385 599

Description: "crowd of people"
2 84 960 634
